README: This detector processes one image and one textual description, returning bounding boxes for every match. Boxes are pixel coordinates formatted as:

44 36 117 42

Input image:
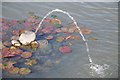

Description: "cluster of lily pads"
0 12 96 76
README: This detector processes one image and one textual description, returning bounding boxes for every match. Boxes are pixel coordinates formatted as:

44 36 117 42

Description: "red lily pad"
23 21 32 27
59 46 72 54
2 48 23 58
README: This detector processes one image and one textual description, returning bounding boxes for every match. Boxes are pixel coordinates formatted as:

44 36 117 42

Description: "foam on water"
35 9 110 78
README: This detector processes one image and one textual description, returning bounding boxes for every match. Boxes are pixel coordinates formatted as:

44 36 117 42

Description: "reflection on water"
2 2 118 78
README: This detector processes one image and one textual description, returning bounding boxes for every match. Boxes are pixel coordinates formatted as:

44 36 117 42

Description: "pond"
1 2 118 78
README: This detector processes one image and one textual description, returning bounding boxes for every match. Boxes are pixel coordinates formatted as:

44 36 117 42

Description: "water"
35 8 96 75
2 2 118 78
35 8 111 78
35 9 88 54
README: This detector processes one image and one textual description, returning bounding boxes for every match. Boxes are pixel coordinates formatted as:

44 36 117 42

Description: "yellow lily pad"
21 52 32 59
25 59 37 66
19 68 31 75
8 67 20 74
56 36 64 43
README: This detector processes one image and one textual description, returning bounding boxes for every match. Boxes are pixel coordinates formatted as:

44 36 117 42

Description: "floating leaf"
8 67 20 74
25 59 37 66
45 35 54 40
21 52 32 59
19 68 31 75
90 37 98 40
59 46 72 54
38 40 48 49
56 36 64 43
3 61 16 70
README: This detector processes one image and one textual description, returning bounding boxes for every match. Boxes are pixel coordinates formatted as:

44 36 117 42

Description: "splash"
35 9 110 78
89 63 110 78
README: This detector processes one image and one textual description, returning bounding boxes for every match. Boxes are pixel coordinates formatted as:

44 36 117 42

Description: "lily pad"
8 67 20 74
25 59 37 66
56 36 64 43
38 40 48 49
45 35 54 40
3 61 16 70
19 68 31 75
21 52 32 59
80 27 92 34
59 46 72 54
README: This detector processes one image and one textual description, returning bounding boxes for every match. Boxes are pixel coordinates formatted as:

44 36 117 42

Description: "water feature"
35 9 110 78
2 2 118 78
